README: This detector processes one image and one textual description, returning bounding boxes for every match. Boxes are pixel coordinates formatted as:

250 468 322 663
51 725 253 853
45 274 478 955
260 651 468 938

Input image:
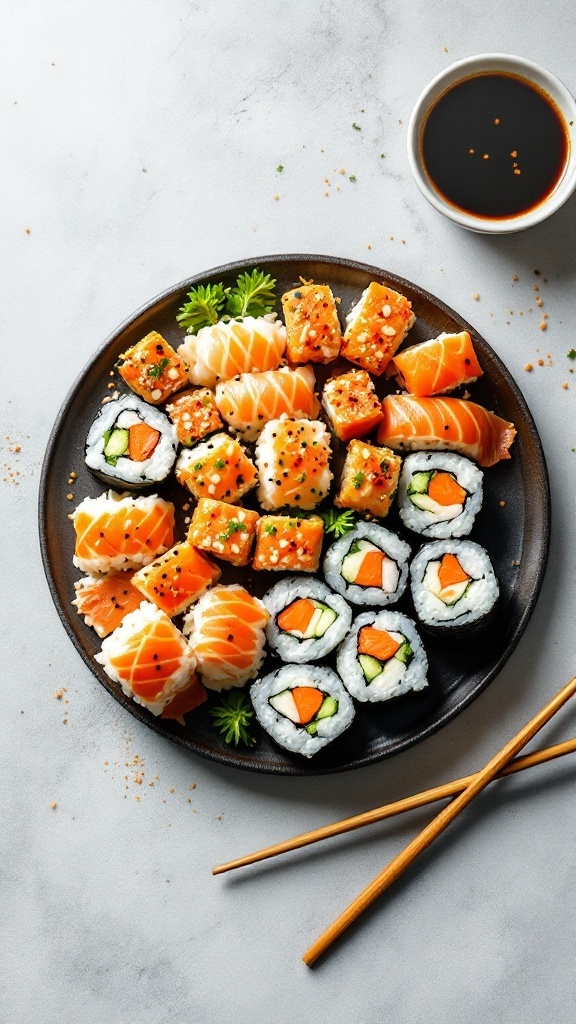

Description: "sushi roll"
392 331 483 397
335 440 402 519
95 601 198 716
131 542 221 616
398 453 483 538
281 284 342 364
336 611 428 702
183 585 269 690
255 418 332 511
71 491 175 573
253 515 324 572
215 366 320 442
177 316 286 388
323 522 411 607
341 282 415 376
251 665 355 758
72 571 144 638
263 578 352 663
117 331 189 404
410 539 499 637
85 395 178 489
175 433 258 504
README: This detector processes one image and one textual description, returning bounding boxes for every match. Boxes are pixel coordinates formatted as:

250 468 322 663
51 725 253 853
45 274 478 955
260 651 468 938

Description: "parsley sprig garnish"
176 268 277 334
209 692 257 747
319 507 356 538
148 357 170 379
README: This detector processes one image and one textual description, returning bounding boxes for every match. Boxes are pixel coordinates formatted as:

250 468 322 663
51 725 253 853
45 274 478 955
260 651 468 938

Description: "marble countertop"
3 2 576 1021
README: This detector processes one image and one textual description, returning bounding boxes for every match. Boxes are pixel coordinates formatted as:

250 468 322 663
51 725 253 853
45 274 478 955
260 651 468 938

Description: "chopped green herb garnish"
209 692 257 747
201 396 210 407
379 459 389 471
219 520 248 542
353 471 365 489
214 458 226 469
193 461 203 471
568 349 576 360
225 268 277 319
296 472 307 483
264 523 278 535
319 507 356 538
277 164 284 172
148 357 170 379
352 122 361 131
349 175 357 182
177 282 228 334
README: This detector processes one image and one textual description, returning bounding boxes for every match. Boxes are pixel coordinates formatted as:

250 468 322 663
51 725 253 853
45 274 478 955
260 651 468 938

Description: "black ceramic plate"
39 255 550 776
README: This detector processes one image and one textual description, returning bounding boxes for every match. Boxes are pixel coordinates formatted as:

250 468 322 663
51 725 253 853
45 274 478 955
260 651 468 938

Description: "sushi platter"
39 255 550 775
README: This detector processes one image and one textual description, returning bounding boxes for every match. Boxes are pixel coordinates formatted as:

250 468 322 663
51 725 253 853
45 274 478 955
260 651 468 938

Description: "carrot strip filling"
354 550 385 587
129 422 161 461
292 686 324 724
358 627 401 662
438 552 470 590
427 471 467 506
277 598 315 635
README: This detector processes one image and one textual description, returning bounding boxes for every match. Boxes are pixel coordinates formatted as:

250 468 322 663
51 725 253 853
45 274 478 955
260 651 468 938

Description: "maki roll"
336 611 428 702
85 395 177 489
323 522 411 607
251 665 355 758
410 540 499 637
398 453 483 538
263 578 352 663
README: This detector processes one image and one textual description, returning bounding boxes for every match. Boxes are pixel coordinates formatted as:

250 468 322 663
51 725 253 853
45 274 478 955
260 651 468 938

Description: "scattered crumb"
499 500 506 507
107 382 116 389
169 788 175 794
538 359 544 366
534 269 541 275
349 175 357 183
483 154 490 160
533 284 539 291
524 363 533 372
189 783 196 791
324 191 329 197
216 815 222 821
66 493 74 501
473 293 480 301
50 802 57 810
562 382 569 389
512 274 519 281
366 244 372 249
338 168 346 175
444 46 449 52
54 690 64 700
25 228 31 234
273 193 280 201
539 321 547 331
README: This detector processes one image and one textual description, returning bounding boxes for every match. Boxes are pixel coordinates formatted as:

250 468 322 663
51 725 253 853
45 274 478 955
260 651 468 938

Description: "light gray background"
2 2 576 1022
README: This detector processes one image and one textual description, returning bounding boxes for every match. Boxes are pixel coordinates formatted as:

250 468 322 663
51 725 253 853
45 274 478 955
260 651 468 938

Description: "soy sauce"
421 73 569 219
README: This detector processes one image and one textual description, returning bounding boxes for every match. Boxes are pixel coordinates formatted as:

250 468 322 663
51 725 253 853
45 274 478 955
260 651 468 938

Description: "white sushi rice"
336 610 428 702
177 315 286 388
95 601 196 716
254 417 332 511
263 578 352 663
85 394 177 487
250 665 355 758
71 491 175 573
410 539 499 629
398 452 483 538
323 522 411 607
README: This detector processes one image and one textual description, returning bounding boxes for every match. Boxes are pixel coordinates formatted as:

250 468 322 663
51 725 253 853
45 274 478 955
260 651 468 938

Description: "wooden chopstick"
212 736 576 876
303 674 576 966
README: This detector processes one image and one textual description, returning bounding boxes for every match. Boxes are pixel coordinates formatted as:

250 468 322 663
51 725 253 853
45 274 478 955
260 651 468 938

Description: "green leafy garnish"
352 122 361 131
148 357 170 379
176 282 228 333
568 349 576 360
319 507 356 538
219 520 248 542
353 471 365 489
193 461 204 471
349 175 357 183
264 523 277 535
209 692 257 747
214 458 226 470
225 269 277 319
277 164 284 172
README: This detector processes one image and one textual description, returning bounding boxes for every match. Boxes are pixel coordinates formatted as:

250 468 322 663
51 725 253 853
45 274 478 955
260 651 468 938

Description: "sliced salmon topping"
354 550 385 588
128 422 161 461
428 471 467 507
161 675 207 722
358 627 401 662
277 598 315 635
292 686 324 724
438 552 470 590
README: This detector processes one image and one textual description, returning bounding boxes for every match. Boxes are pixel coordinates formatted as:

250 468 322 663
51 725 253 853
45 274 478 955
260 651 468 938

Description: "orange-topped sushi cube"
253 515 324 572
188 498 259 567
341 283 415 376
255 418 333 510
281 284 342 364
336 440 402 518
118 331 189 405
165 388 223 446
175 432 258 504
322 370 384 442
132 542 221 617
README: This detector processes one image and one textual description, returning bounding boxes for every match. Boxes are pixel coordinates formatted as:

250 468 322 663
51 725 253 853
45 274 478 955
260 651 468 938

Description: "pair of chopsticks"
213 674 576 965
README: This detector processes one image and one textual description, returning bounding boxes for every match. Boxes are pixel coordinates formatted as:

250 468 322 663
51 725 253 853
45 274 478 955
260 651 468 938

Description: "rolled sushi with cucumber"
85 395 178 489
337 610 428 702
398 452 483 539
323 522 411 607
410 539 499 637
250 665 355 758
263 578 352 663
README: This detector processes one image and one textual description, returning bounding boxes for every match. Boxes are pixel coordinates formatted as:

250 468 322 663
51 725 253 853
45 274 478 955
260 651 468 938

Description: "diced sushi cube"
322 370 384 442
336 440 402 518
118 331 189 404
175 432 258 503
131 542 221 617
255 419 333 511
341 283 415 376
165 388 223 446
188 498 259 567
281 284 342 364
253 515 324 572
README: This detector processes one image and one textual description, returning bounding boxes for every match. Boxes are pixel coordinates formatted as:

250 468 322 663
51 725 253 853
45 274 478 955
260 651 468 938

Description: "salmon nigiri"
178 317 286 388
72 491 175 573
392 331 483 397
183 584 269 690
377 395 516 467
215 366 320 441
73 571 144 637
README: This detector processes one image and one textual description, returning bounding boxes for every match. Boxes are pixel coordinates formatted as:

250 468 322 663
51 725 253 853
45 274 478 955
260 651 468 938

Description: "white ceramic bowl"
407 53 576 233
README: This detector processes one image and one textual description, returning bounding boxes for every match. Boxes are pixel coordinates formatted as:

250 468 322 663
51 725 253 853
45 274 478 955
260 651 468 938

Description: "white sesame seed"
208 484 216 495
213 541 224 552
237 510 246 521
382 304 392 317
269 553 279 564
210 474 221 484
382 326 396 337
362 448 370 459
309 329 317 338
230 544 240 554
279 539 289 549
151 389 162 401
167 367 179 380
